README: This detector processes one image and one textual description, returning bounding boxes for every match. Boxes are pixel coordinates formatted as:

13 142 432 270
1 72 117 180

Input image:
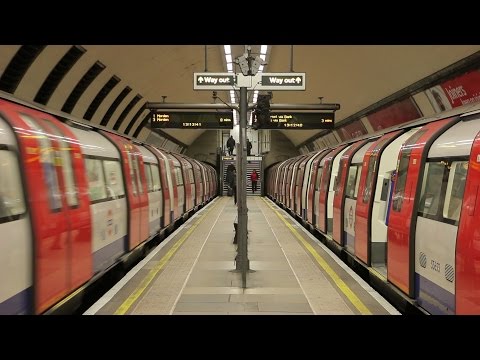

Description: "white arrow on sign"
296 77 301 83
198 77 204 83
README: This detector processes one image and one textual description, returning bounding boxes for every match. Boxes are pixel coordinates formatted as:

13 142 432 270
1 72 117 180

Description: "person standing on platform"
226 135 235 156
227 168 237 204
250 169 259 194
246 138 252 156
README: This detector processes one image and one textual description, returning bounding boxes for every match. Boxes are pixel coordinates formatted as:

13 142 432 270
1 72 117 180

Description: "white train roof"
138 144 157 164
69 127 120 159
428 116 480 158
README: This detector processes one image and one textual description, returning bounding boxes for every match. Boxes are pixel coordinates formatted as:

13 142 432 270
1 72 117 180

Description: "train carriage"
0 97 218 315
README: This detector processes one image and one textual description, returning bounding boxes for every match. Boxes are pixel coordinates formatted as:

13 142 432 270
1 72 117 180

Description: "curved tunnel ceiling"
0 45 479 148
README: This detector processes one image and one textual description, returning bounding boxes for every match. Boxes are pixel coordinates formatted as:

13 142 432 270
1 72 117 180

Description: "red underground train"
266 101 480 315
0 97 218 315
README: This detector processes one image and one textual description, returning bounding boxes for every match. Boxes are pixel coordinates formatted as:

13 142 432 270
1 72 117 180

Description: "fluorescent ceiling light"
260 45 268 54
226 63 233 71
258 65 264 72
226 54 232 63
224 45 231 55
260 54 266 61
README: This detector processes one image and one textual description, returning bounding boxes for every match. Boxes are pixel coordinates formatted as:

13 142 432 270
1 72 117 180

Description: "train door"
295 155 310 216
153 148 177 225
3 105 92 314
415 119 479 314
138 146 162 238
101 132 148 250
340 140 372 251
317 145 348 235
457 124 480 314
303 151 325 222
332 140 368 246
387 117 458 297
0 114 32 314
354 130 403 267
168 154 185 216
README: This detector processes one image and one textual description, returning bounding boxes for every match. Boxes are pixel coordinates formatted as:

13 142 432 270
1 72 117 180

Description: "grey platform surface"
85 196 399 315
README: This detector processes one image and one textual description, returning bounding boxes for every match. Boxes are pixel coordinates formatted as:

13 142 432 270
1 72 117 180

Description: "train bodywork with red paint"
0 98 217 315
266 101 480 314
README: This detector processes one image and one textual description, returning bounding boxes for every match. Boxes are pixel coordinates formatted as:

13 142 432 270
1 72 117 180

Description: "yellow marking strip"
262 198 372 315
114 200 220 315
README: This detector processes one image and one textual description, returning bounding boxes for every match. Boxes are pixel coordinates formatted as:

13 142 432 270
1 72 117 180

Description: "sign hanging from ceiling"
150 110 233 129
261 111 334 129
258 73 306 91
194 73 236 90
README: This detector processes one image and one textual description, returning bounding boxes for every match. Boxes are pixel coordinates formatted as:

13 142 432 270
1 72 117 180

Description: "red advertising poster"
337 120 367 141
366 97 421 132
426 70 480 112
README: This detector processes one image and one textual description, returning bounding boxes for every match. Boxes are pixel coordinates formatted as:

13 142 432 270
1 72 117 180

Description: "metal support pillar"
235 86 249 288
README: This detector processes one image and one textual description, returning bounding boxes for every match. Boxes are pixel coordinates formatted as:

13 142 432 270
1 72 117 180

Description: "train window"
334 161 346 193
134 156 143 195
315 167 323 190
175 167 184 186
40 119 78 207
354 165 362 198
145 164 153 191
418 162 448 217
150 164 161 191
392 153 410 212
345 165 358 198
85 158 107 202
363 157 377 203
392 129 426 212
322 162 332 192
0 149 26 222
296 168 302 186
443 161 468 222
188 168 195 184
126 152 138 196
19 114 62 211
103 160 125 198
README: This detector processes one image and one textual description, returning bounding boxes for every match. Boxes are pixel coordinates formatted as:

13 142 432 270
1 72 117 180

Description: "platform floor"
84 197 400 315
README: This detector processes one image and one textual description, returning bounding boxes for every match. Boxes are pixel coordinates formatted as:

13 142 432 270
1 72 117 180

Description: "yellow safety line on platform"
114 199 220 315
262 198 372 315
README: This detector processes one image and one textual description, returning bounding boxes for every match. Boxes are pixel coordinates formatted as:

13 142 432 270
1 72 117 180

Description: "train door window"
345 165 358 198
126 152 138 196
363 157 376 203
150 164 161 191
175 167 184 185
145 163 153 192
133 156 143 195
296 168 303 186
0 147 26 222
334 161 346 193
188 168 194 184
354 165 362 198
85 157 107 202
19 114 62 211
103 160 125 199
322 162 332 192
418 162 448 218
443 161 468 223
315 166 323 190
392 130 426 212
40 119 78 207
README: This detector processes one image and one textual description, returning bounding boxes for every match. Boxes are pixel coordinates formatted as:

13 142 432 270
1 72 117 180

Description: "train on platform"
0 97 217 315
266 101 480 315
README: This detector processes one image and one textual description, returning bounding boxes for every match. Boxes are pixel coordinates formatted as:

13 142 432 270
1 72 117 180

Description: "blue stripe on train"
93 236 126 273
0 287 32 315
415 273 455 315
